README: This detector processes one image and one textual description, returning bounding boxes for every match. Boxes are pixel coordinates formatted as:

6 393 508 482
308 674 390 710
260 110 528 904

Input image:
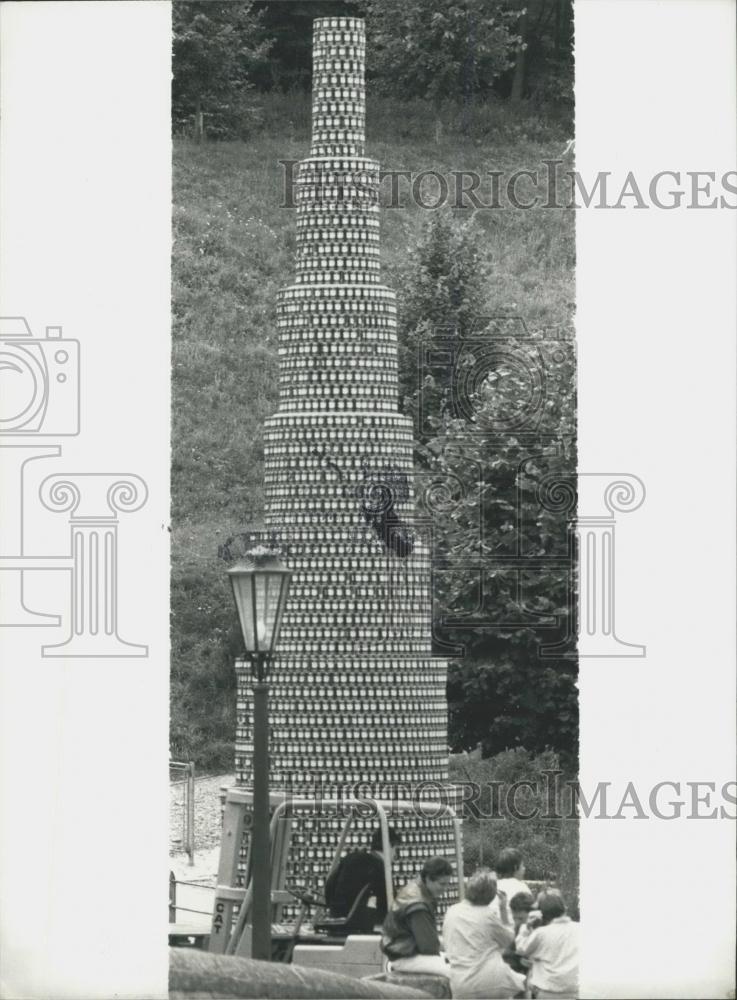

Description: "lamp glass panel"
254 571 284 654
269 575 292 654
253 572 266 652
231 573 255 652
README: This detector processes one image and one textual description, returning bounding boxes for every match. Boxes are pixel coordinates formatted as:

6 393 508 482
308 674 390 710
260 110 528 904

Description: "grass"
171 90 575 770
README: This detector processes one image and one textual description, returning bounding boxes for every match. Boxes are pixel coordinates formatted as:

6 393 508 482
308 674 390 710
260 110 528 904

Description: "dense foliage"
504 0 574 105
172 0 573 139
172 0 272 138
363 0 523 113
250 1 363 91
396 212 577 766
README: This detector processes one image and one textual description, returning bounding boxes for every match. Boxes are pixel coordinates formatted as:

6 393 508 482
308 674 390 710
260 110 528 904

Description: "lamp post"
228 546 292 962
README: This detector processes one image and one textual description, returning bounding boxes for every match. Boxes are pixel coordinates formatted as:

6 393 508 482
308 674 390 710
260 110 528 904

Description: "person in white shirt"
515 890 579 999
489 848 530 922
494 847 531 903
442 869 526 999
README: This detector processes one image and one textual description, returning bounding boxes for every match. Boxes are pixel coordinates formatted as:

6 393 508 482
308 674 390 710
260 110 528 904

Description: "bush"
450 747 579 918
395 210 577 765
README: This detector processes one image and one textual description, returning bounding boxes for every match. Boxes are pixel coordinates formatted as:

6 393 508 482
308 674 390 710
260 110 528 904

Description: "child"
504 891 534 970
509 891 535 934
515 890 578 999
503 890 534 995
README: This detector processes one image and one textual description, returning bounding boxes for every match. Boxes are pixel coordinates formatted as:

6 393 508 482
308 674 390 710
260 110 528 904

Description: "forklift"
204 788 465 979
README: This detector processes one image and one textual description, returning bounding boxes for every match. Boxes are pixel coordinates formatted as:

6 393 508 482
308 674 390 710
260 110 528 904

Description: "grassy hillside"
171 92 575 770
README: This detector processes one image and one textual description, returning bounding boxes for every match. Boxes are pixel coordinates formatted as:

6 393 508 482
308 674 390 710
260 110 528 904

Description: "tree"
432 364 578 764
251 1 362 91
504 0 573 106
397 211 489 435
509 4 528 102
363 0 523 140
172 1 272 140
396 213 578 764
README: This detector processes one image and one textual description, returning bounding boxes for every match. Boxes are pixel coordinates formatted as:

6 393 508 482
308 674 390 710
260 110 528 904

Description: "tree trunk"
194 97 204 144
510 9 528 103
433 95 443 144
461 90 474 137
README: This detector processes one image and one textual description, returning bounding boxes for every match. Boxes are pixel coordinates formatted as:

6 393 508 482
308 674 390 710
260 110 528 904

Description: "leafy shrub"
395 210 577 764
450 747 579 918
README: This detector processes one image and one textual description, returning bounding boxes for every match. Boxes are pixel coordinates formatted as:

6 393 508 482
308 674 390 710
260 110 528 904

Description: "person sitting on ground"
324 827 401 932
442 868 526 999
515 890 579 999
380 856 453 980
502 891 535 978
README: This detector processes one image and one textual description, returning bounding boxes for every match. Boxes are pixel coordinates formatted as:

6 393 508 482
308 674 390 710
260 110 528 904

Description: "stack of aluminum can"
235 17 458 906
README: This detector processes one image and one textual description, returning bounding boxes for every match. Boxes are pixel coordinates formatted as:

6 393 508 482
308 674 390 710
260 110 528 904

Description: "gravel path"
170 772 233 871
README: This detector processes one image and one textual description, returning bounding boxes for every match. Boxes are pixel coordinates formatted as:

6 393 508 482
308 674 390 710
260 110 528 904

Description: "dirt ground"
169 772 233 880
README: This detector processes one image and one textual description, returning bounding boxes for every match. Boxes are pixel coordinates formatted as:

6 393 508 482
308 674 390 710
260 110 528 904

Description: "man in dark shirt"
380 856 453 980
324 827 401 932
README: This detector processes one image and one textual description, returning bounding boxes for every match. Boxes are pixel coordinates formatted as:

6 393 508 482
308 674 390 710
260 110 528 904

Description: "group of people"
324 832 579 1000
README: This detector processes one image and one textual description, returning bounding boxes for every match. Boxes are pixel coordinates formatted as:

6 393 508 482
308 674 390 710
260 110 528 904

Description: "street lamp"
228 546 292 961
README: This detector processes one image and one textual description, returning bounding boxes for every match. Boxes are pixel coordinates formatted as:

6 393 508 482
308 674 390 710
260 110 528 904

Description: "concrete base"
292 934 383 980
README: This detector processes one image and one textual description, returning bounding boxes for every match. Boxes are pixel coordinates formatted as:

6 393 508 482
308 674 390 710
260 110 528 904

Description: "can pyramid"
236 17 457 890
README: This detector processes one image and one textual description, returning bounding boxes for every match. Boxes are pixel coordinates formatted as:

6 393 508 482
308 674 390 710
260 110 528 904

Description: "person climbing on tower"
324 827 402 932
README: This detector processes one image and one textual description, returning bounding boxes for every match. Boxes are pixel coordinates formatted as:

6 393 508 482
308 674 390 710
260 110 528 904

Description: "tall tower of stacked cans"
235 17 456 887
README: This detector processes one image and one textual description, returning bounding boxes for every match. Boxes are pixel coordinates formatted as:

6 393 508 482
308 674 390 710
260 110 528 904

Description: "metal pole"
454 815 465 900
187 761 196 865
181 767 186 849
375 803 394 908
251 656 271 961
